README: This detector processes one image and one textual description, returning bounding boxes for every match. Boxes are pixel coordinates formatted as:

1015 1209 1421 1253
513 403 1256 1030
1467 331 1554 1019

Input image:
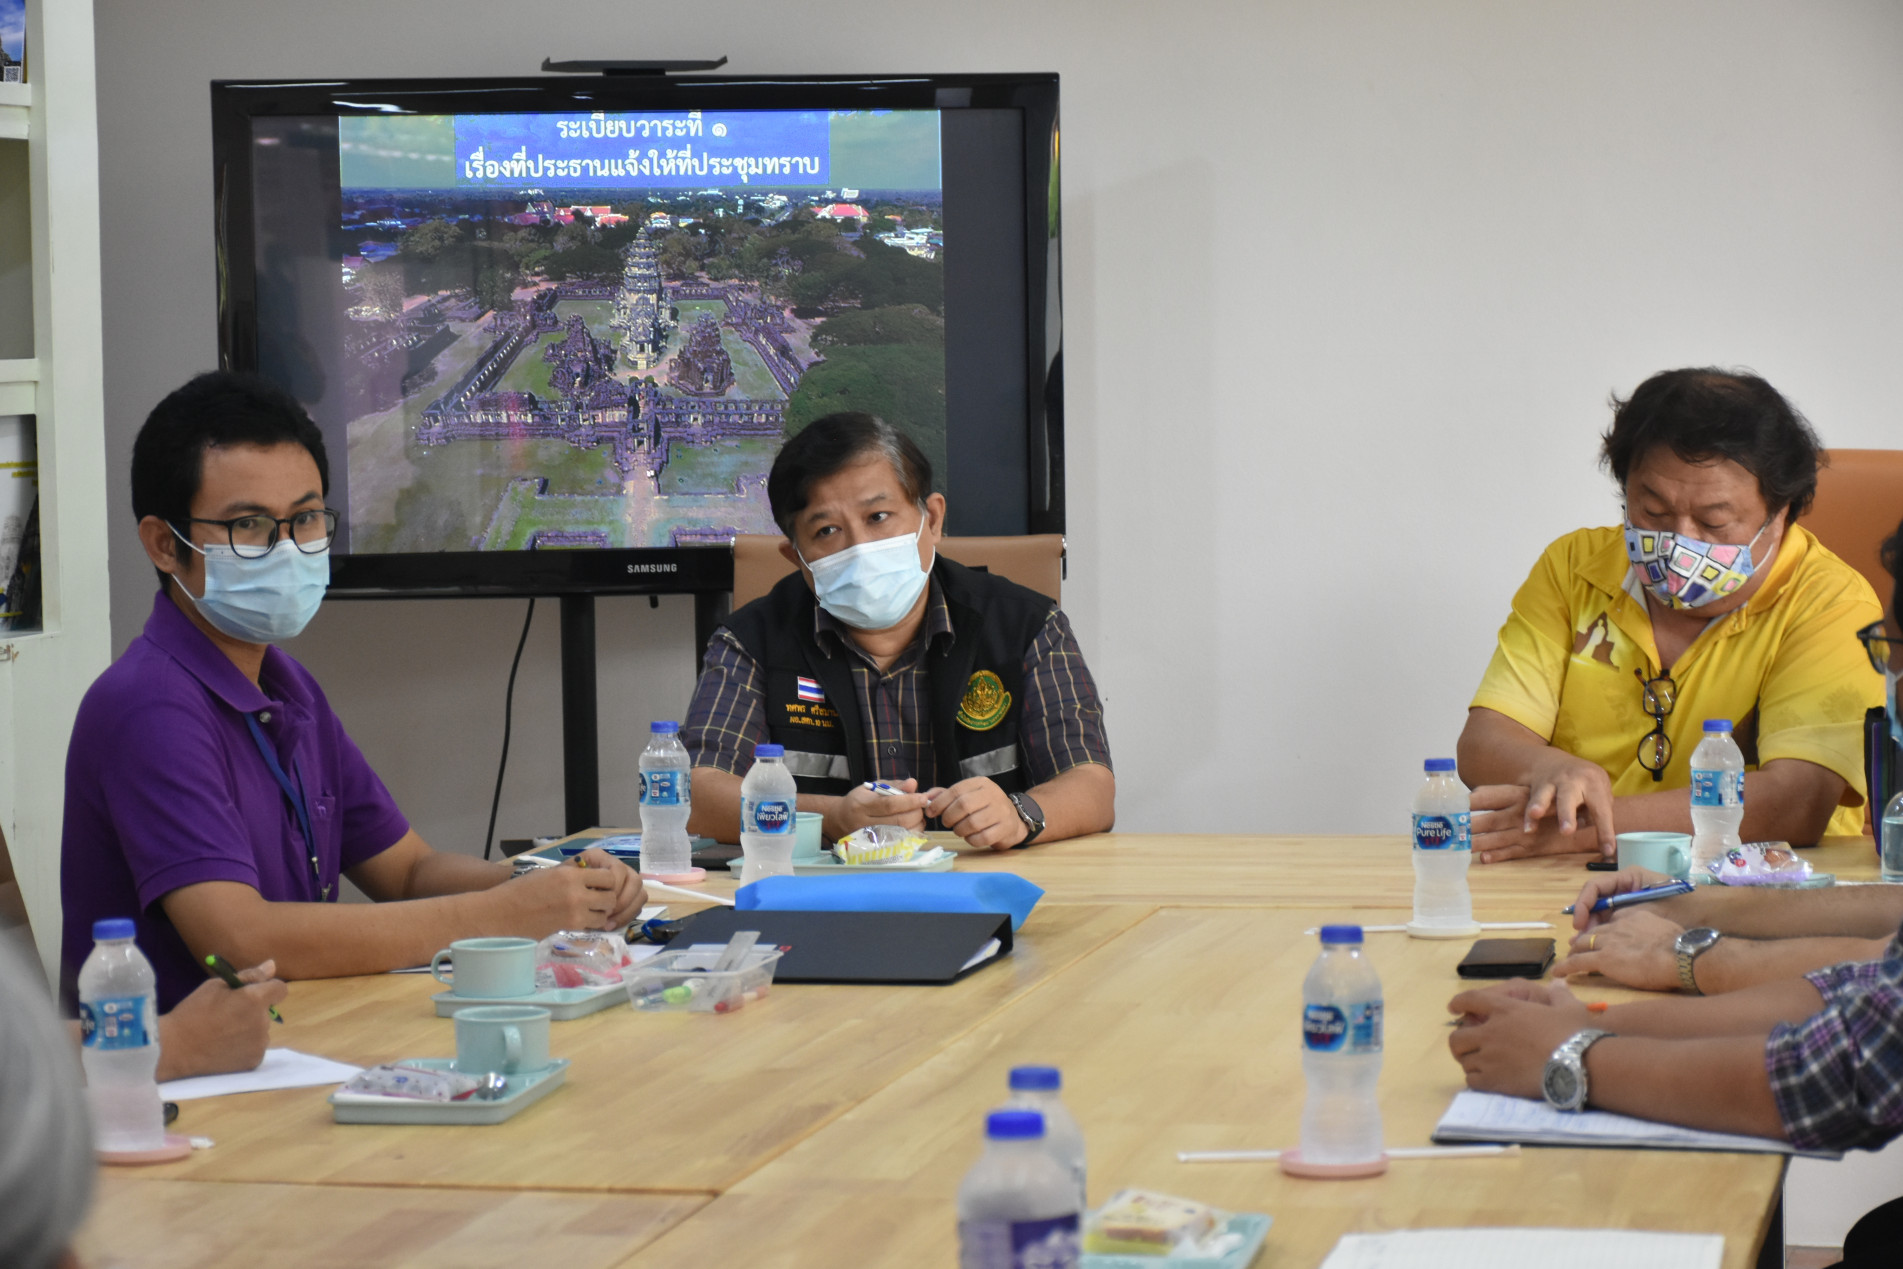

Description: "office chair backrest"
1806 449 1903 601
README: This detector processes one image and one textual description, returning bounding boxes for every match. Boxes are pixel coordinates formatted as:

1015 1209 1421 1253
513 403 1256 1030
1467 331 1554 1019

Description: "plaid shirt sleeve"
682 629 767 777
1018 609 1113 786
1764 930 1903 1153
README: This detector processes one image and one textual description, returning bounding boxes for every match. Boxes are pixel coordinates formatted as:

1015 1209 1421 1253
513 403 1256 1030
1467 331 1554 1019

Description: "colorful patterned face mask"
1623 517 1773 611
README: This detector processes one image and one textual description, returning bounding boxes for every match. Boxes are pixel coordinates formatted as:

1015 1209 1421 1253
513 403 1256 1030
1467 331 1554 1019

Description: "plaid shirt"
684 581 1112 789
1765 926 1903 1152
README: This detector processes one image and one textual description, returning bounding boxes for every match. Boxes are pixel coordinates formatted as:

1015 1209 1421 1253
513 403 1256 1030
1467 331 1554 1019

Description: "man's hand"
155 959 288 1082
1566 866 1672 933
925 778 1027 851
1471 778 1607 864
823 779 930 844
1446 979 1594 1100
1552 907 1686 992
499 849 646 932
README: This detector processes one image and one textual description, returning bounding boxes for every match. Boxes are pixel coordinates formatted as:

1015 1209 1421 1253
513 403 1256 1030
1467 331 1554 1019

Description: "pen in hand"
1560 878 1695 916
205 953 284 1024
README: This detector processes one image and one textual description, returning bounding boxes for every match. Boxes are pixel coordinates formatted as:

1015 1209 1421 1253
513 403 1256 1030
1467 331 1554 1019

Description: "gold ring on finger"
1588 934 1597 951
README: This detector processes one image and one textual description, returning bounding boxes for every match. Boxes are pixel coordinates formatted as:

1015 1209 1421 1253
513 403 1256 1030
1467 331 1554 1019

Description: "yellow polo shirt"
1471 523 1883 837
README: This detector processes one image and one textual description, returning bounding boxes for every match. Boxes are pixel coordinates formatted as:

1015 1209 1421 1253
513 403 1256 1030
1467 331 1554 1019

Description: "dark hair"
131 371 328 580
1884 515 1903 620
1601 368 1823 522
767 412 932 537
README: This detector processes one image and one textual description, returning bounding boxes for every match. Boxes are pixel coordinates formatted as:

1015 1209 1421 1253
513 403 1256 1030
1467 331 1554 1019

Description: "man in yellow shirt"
1460 368 1883 862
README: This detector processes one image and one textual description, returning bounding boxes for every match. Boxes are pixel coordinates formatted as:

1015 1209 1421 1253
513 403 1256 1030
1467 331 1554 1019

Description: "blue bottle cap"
1702 719 1733 733
1424 758 1457 773
1009 1065 1062 1091
650 720 680 733
92 918 136 941
986 1109 1046 1140
754 743 785 759
1319 924 1364 945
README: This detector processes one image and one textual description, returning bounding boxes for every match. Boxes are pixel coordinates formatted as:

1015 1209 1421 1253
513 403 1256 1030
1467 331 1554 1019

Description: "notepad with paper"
1319 1228 1723 1269
1433 1090 1840 1159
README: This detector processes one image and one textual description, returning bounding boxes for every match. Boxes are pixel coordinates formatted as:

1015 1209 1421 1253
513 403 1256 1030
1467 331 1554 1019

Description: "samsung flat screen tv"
208 73 1062 597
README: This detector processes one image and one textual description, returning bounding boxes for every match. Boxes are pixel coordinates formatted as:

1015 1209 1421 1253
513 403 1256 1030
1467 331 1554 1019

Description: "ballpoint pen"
205 953 283 1023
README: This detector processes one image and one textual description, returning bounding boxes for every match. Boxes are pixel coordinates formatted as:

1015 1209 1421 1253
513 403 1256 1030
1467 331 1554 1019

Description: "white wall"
88 0 1903 1246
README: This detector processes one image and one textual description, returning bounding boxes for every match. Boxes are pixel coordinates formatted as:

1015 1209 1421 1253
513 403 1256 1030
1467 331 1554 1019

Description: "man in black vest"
682 413 1115 849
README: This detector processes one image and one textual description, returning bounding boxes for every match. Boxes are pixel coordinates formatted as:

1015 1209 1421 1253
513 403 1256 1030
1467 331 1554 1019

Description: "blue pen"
1562 878 1695 916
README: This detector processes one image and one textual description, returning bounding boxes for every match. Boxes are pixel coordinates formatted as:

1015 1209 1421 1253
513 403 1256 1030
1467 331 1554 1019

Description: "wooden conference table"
74 834 1882 1269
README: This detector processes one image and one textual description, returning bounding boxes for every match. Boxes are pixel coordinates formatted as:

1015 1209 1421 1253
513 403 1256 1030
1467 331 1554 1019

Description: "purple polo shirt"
62 592 409 1009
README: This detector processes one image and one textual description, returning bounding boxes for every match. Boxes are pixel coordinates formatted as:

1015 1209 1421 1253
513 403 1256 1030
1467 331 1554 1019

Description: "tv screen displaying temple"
223 77 1060 586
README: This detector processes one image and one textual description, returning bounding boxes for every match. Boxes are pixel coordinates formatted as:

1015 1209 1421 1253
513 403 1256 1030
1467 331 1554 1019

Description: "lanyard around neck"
242 712 328 901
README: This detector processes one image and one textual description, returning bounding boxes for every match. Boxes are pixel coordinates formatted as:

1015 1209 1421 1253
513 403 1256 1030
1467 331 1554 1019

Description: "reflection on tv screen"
327 109 945 554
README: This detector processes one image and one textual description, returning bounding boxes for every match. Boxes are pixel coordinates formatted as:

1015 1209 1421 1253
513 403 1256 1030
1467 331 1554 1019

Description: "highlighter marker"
205 954 284 1023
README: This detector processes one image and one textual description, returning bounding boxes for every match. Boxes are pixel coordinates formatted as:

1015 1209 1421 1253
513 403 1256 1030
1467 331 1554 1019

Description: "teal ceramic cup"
430 936 536 999
794 811 825 862
1616 831 1692 880
453 1005 551 1076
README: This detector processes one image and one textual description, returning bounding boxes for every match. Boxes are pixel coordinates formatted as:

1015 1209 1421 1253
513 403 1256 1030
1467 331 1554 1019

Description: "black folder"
667 909 1013 985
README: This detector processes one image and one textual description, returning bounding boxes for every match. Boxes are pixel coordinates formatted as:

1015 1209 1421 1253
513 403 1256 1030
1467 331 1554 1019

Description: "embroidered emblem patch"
956 670 1011 731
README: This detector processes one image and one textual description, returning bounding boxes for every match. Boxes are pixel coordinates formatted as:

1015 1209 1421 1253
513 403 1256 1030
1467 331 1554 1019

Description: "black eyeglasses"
175 509 339 559
1858 620 1901 676
1635 668 1676 782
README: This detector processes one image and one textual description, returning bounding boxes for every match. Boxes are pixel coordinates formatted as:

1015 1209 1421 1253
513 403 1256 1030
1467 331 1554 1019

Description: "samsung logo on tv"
625 563 679 574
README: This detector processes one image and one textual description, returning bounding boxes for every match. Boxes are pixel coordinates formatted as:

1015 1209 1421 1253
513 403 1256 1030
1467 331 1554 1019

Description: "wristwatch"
1006 792 1045 848
1542 1027 1615 1112
1674 927 1722 995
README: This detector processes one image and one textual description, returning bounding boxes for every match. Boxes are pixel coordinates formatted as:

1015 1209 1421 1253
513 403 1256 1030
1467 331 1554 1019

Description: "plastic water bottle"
77 918 166 1155
1298 925 1384 1166
1880 790 1903 884
956 1109 1081 1269
1690 720 1746 882
638 720 694 877
1004 1066 1086 1211
739 742 798 883
1409 758 1476 934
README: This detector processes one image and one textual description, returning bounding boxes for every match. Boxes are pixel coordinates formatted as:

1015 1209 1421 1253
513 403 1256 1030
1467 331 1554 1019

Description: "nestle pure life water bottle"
1408 758 1478 937
77 918 167 1155
1292 925 1385 1171
739 742 798 883
956 1109 1081 1269
638 720 696 878
1689 720 1745 883
1004 1066 1086 1212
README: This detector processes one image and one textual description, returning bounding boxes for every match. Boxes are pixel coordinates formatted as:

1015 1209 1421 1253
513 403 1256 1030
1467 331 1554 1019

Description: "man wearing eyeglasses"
60 372 645 1010
1459 368 1884 863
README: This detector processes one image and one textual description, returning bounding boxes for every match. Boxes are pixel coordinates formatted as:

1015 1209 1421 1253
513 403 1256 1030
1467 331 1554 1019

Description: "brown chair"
730 534 1066 609
1806 449 1903 599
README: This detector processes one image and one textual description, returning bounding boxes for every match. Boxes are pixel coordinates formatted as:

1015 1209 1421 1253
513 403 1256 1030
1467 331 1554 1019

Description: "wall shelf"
0 358 38 414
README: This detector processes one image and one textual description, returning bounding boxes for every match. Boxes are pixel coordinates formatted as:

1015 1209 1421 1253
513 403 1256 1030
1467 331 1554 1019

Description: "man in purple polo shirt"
63 372 645 1009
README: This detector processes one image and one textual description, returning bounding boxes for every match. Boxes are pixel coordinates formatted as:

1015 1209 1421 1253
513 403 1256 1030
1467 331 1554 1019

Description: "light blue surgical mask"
171 535 330 643
799 523 933 631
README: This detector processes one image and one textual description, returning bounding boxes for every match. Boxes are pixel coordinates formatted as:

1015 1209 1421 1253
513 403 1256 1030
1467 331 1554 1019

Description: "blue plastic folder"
733 873 1044 931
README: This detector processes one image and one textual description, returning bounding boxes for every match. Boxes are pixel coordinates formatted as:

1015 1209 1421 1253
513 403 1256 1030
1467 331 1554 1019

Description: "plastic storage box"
623 946 783 1013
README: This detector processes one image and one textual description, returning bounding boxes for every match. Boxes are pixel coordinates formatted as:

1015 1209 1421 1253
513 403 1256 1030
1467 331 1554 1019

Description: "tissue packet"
343 1063 481 1101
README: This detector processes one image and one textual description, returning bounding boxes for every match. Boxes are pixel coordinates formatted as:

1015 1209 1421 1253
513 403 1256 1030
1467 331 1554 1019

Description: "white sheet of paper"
959 937 1003 973
1319 1228 1723 1269
158 1047 363 1101
1434 1090 1831 1157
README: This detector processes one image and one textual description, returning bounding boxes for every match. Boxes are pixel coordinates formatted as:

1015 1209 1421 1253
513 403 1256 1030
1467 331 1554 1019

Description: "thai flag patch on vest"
796 676 825 703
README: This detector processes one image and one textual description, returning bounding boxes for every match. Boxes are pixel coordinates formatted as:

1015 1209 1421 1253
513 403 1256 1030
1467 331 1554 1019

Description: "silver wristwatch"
1541 1027 1614 1112
1674 927 1722 995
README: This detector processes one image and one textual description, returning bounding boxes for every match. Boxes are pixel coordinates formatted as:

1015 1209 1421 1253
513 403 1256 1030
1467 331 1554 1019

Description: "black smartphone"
1456 938 1557 979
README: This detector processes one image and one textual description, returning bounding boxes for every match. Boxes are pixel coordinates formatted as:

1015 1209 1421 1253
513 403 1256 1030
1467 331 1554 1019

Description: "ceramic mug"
794 811 825 862
1616 831 1692 880
453 1005 551 1076
430 936 536 999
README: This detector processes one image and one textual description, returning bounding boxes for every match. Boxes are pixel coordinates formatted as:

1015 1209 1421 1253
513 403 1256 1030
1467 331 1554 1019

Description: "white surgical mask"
799 523 933 631
171 534 330 643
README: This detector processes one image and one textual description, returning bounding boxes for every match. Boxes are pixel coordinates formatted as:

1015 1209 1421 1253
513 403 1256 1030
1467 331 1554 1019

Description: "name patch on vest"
782 700 840 729
956 670 1012 732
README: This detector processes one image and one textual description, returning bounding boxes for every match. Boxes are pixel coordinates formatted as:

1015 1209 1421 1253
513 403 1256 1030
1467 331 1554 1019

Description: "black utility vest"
723 557 1054 797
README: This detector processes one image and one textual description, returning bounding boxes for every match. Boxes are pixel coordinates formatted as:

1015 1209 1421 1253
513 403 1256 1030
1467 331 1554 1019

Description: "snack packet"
1712 841 1813 887
833 823 930 865
535 929 630 990
1083 1189 1234 1257
342 1063 482 1102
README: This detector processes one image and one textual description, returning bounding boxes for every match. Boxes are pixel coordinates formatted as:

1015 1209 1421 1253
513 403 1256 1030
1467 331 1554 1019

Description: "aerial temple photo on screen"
328 109 946 553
